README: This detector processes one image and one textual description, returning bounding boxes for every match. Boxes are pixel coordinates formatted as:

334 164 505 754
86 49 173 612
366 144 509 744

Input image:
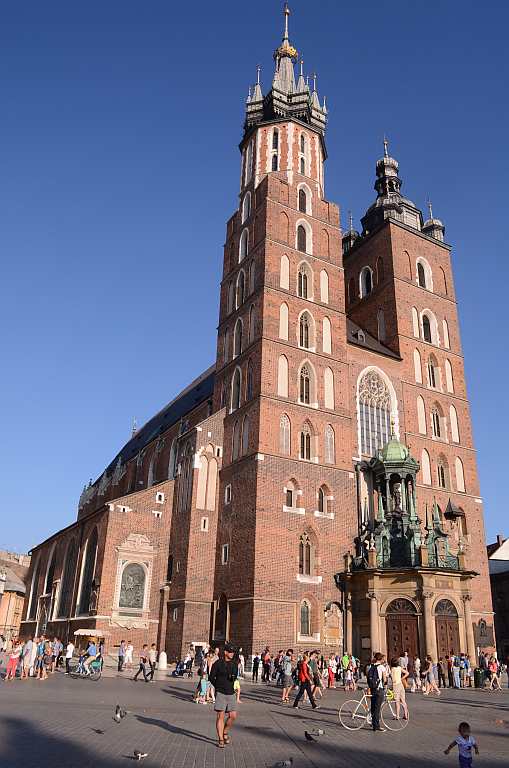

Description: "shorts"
459 757 472 768
214 692 237 713
282 674 293 688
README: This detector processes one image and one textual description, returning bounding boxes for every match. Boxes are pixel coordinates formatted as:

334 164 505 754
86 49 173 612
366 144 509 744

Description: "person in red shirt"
292 653 319 709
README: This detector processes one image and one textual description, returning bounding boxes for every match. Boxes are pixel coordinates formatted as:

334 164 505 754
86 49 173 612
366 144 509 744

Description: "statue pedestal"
158 651 168 671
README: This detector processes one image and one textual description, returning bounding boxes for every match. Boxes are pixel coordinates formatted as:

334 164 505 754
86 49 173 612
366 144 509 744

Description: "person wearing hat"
208 643 239 748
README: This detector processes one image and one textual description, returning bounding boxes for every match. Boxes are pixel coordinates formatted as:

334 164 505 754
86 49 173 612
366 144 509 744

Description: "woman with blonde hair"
390 657 409 720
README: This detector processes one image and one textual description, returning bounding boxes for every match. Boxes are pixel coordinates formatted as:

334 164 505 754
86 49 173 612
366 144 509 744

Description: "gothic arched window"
358 369 393 455
233 319 243 358
300 156 305 175
272 129 279 150
119 563 146 611
324 424 335 464
45 546 57 595
422 314 432 343
298 188 307 213
299 533 313 575
360 266 373 297
57 538 78 618
318 487 325 514
280 413 291 455
300 134 306 153
417 261 426 288
297 224 307 253
299 365 311 404
230 367 241 412
241 192 251 223
27 556 43 621
431 405 442 438
78 527 98 615
298 263 312 298
271 153 278 171
239 228 248 262
427 355 439 389
236 270 245 309
299 313 310 348
299 422 312 460
437 455 449 489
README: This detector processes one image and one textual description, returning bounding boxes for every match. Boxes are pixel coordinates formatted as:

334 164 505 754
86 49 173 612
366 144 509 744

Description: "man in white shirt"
65 641 75 674
368 653 387 732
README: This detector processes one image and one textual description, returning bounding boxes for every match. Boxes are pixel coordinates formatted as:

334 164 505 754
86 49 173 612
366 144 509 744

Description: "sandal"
217 740 225 749
223 734 231 745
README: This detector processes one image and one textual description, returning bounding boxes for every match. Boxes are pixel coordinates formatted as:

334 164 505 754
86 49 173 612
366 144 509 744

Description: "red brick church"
21 8 494 664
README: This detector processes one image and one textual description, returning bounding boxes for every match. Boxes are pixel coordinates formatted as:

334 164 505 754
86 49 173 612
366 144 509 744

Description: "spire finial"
312 71 317 92
131 417 138 437
256 64 261 85
247 85 252 102
390 417 396 438
348 210 353 232
283 2 290 41
427 197 433 220
300 58 304 77
383 135 389 158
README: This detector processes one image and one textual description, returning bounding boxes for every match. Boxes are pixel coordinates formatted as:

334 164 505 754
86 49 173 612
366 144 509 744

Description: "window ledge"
283 505 305 515
313 510 334 519
297 632 321 642
297 574 322 584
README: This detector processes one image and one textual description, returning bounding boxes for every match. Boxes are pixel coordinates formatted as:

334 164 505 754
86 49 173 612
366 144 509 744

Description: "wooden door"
386 615 419 661
435 617 460 659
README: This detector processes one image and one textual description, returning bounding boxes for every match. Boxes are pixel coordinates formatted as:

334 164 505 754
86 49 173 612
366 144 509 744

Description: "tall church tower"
212 6 356 652
341 142 493 661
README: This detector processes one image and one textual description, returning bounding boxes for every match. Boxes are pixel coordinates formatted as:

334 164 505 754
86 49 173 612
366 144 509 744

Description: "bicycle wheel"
89 669 102 681
339 699 367 730
381 699 409 731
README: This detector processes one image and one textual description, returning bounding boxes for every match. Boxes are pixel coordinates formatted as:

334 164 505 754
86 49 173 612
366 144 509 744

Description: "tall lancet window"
358 369 393 456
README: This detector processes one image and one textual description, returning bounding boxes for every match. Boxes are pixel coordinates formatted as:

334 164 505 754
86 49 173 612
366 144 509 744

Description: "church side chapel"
20 6 494 662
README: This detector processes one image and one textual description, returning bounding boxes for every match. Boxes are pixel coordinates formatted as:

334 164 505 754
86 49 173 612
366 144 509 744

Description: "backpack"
367 663 381 691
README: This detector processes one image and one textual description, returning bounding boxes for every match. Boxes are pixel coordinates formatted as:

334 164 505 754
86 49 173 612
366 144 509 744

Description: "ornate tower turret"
361 138 424 235
243 4 327 138
422 199 446 241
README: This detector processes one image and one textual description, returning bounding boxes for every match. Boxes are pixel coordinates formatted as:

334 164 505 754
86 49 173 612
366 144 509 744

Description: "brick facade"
20 12 494 662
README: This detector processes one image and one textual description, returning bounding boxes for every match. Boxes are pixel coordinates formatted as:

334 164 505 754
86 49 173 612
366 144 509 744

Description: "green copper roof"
380 436 410 462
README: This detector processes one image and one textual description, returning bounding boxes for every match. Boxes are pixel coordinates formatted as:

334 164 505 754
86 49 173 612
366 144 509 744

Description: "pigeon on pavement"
113 704 127 723
133 751 148 761
272 760 293 767
304 730 316 742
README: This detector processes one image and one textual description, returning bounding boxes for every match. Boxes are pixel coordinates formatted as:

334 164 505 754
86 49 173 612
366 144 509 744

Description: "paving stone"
0 674 508 767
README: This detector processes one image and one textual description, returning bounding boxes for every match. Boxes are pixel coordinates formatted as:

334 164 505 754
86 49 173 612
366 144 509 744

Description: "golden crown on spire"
274 2 298 60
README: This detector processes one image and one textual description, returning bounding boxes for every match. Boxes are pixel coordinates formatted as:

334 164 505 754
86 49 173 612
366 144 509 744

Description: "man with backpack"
367 652 387 732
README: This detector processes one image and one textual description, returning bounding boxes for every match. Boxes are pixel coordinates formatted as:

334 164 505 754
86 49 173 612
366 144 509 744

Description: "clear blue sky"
1 1 507 552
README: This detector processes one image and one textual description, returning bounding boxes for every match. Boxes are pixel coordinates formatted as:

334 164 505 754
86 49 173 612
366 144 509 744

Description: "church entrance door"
435 600 460 658
385 599 419 661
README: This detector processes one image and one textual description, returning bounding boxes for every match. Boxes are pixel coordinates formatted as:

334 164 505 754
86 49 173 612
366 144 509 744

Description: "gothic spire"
273 3 297 94
243 5 327 138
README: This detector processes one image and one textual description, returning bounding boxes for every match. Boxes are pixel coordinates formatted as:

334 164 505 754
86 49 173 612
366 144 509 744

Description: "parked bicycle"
339 686 409 731
70 654 102 681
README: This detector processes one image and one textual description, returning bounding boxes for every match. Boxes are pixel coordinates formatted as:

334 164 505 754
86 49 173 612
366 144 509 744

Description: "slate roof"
346 319 400 359
102 364 216 477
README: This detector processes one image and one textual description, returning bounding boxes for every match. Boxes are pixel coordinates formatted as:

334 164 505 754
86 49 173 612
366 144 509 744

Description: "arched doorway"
385 599 419 661
435 599 460 658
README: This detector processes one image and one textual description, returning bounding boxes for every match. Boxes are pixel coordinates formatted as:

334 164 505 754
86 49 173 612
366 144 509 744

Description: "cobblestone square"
0 673 508 767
